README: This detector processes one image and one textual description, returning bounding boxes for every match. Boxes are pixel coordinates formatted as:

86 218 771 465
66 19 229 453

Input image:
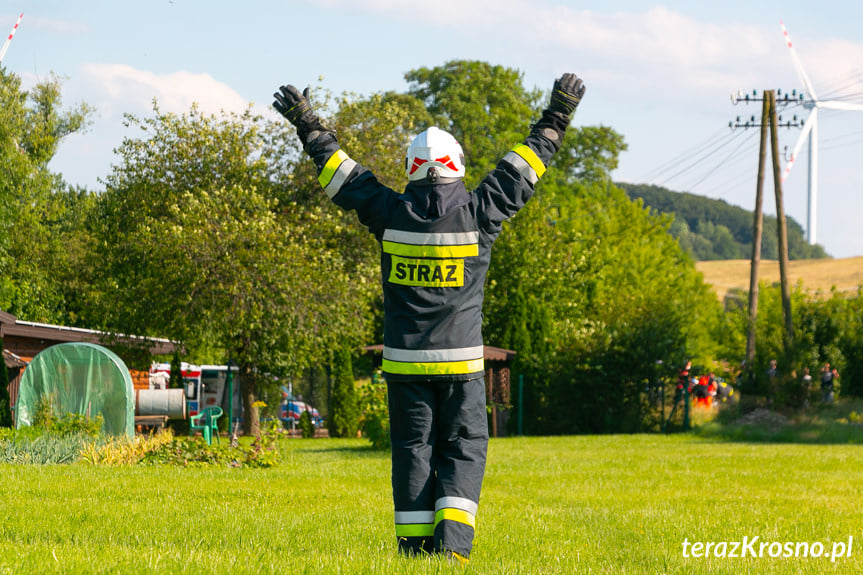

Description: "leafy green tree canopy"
94 103 371 434
0 70 93 322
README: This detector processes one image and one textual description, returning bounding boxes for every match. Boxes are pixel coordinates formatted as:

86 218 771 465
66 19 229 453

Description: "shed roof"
0 311 177 356
3 349 27 369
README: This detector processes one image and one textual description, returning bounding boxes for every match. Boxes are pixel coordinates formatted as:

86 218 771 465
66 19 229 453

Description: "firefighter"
273 73 585 563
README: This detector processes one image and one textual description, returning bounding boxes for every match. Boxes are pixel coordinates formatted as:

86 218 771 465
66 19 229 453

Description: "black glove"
273 84 327 144
549 73 585 116
273 85 314 125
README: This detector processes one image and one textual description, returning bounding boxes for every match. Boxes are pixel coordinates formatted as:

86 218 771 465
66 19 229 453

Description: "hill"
696 257 863 302
618 183 829 261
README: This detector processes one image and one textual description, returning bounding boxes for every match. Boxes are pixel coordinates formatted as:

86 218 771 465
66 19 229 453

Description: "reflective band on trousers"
436 496 478 516
383 346 484 376
434 496 478 529
394 510 435 538
435 508 475 529
395 523 435 538
382 229 479 259
318 149 358 199
502 144 546 185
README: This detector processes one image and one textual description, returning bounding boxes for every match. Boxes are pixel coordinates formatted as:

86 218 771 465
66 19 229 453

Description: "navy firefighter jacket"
303 121 563 383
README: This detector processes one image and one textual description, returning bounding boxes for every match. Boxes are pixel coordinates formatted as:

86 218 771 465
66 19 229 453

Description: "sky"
4 0 863 258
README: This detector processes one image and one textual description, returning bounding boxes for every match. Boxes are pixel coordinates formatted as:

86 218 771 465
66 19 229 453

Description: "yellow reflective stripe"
434 508 476 529
382 241 478 258
383 358 484 376
318 150 348 188
395 523 435 538
381 230 479 258
511 144 546 179
319 151 357 199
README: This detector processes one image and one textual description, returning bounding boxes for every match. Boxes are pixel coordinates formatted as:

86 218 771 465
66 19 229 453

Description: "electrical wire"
696 167 756 199
814 109 863 151
655 129 750 188
817 68 863 101
687 130 760 193
638 127 731 183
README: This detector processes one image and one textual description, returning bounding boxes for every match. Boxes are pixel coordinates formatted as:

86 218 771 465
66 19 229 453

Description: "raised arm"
273 84 399 235
475 73 586 233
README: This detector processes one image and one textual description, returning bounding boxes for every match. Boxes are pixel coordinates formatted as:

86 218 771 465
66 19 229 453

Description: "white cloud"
526 6 777 95
79 63 251 117
308 0 863 104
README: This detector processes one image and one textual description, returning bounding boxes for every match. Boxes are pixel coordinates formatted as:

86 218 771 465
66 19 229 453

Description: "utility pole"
768 90 794 351
745 95 769 366
731 89 797 369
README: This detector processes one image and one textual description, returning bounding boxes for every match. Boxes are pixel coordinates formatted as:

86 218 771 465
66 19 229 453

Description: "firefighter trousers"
387 377 489 558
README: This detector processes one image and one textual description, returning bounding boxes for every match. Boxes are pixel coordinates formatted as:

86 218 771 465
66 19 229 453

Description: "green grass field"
2 434 862 574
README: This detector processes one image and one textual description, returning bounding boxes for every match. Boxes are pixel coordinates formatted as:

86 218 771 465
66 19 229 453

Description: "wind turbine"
779 20 863 245
0 13 23 64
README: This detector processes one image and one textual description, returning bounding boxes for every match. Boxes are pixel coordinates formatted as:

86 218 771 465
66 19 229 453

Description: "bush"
28 393 105 437
298 410 315 439
33 392 59 429
0 394 105 464
0 420 283 467
139 424 281 468
359 374 390 450
0 429 95 464
79 430 176 465
328 345 359 438
52 413 104 437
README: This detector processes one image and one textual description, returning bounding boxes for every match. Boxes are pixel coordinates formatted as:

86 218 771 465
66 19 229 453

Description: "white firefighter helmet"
405 127 465 182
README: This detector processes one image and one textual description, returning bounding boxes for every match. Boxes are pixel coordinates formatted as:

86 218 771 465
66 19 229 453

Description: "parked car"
279 389 323 428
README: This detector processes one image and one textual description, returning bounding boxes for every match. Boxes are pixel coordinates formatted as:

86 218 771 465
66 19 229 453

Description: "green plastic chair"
189 406 223 445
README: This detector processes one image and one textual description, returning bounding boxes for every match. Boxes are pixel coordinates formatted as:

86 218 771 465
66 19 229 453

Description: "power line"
687 130 759 192
656 129 749 188
822 135 863 153
638 127 731 183
696 166 756 199
817 68 863 101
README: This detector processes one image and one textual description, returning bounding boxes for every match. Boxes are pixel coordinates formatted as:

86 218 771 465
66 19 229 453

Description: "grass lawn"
1 434 862 574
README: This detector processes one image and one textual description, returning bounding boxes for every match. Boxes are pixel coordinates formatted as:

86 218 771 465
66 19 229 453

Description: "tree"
514 182 722 433
621 183 828 261
93 103 371 435
839 290 863 397
328 344 359 438
727 283 863 405
552 125 628 184
0 70 93 323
